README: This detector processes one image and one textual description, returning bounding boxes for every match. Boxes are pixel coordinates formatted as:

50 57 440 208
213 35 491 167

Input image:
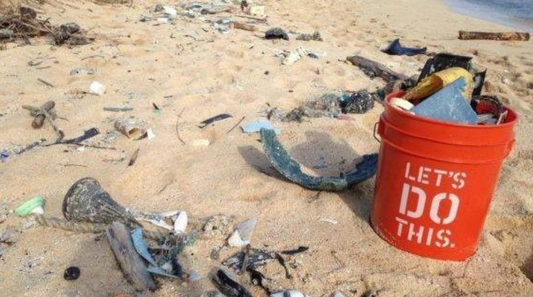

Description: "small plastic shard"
283 47 307 65
199 113 232 128
89 81 106 96
163 6 177 17
241 120 280 134
131 228 158 267
211 268 253 297
70 68 95 76
333 292 347 297
174 211 188 234
412 78 478 125
381 38 427 56
223 249 275 272
228 231 245 248
271 290 306 297
228 218 257 247
60 128 99 144
146 266 180 279
260 129 378 191
145 129 156 140
1 150 9 162
15 196 45 217
320 218 338 225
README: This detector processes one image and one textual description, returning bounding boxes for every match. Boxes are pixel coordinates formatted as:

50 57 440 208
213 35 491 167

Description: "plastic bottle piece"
89 81 106 96
390 98 414 111
283 47 307 65
174 211 188 234
15 196 45 217
404 67 473 103
412 78 477 124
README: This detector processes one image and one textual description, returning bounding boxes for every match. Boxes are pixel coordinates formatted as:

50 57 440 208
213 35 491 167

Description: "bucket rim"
385 92 519 129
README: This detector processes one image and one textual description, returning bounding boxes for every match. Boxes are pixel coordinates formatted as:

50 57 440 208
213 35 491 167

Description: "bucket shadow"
521 252 533 282
238 131 375 222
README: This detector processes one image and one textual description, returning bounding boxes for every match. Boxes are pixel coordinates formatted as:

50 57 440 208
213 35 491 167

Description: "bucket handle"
373 122 381 143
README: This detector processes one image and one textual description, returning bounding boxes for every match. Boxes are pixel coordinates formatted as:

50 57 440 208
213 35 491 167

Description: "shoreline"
444 0 533 31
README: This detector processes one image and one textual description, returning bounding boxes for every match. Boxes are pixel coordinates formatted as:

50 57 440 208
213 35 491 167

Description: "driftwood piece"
232 22 258 32
346 55 408 82
458 31 530 41
106 222 156 292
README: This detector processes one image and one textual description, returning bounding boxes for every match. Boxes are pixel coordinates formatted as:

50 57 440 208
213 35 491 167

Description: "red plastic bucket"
371 92 518 261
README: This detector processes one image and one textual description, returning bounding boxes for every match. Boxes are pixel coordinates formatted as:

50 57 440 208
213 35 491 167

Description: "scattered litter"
131 228 158 266
280 246 309 255
296 31 322 41
145 129 156 140
190 139 211 147
458 30 530 41
15 196 45 217
174 211 188 234
89 81 106 96
58 128 100 145
157 18 169 24
211 268 253 297
70 68 95 76
199 113 233 128
223 249 275 272
381 38 426 56
471 95 506 124
320 218 338 224
227 218 256 248
241 120 280 135
260 129 378 191
411 78 477 124
1 150 9 162
283 90 374 122
0 7 93 45
64 266 81 281
340 90 374 114
201 5 232 15
271 290 306 297
265 27 289 40
163 5 177 17
115 118 147 139
283 46 307 65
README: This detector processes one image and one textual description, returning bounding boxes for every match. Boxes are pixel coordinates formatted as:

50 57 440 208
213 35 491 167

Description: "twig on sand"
38 78 55 88
227 116 245 134
175 108 187 145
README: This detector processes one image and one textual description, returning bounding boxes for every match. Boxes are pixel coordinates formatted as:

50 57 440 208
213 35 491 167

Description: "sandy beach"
0 0 532 296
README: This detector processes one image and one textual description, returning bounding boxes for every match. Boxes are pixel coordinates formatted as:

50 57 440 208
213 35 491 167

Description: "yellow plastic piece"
404 67 474 102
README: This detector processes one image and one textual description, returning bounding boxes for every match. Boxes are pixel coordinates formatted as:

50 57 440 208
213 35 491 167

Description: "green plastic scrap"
260 129 378 191
15 196 45 217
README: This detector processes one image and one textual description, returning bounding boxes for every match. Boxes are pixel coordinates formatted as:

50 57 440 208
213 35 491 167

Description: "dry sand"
0 0 532 296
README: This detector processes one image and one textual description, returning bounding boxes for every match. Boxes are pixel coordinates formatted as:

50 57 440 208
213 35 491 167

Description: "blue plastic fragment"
1 150 8 162
260 129 378 191
146 266 180 279
241 120 280 135
412 78 478 125
130 228 157 267
382 38 427 56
